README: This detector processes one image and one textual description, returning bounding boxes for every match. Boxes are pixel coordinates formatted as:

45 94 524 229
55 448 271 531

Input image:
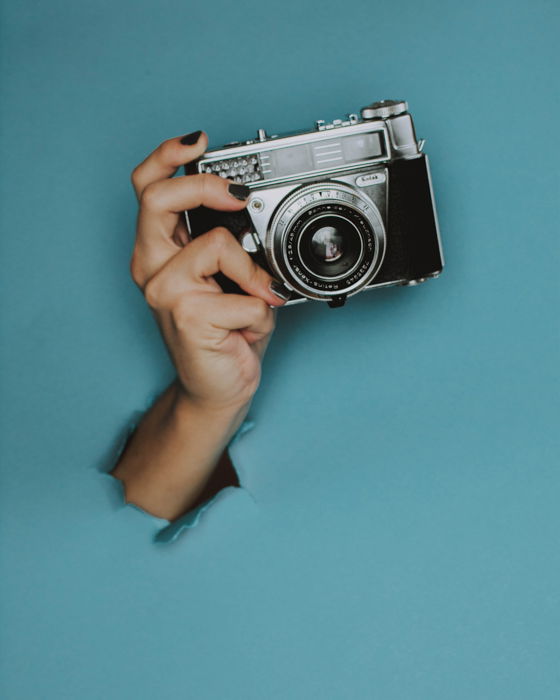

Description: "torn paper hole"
97 411 256 544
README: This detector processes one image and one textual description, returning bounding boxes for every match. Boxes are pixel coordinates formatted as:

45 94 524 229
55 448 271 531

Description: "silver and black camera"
185 99 444 307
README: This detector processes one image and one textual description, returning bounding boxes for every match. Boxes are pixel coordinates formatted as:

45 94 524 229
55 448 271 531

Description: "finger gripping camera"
185 100 444 307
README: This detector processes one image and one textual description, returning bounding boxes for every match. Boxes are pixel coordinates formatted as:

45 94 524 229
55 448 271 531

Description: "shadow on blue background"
1 1 559 698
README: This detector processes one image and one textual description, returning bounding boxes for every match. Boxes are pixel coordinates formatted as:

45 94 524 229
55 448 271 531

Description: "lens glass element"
298 213 364 279
310 226 343 263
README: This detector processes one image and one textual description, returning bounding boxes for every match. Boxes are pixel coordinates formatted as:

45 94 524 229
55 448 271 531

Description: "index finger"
134 174 251 285
130 131 209 199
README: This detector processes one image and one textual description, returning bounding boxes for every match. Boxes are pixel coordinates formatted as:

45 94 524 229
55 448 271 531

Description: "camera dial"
361 100 408 120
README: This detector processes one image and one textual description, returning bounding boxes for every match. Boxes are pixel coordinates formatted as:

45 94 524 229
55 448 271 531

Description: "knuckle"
252 297 270 322
170 297 196 330
130 166 141 190
247 259 262 287
129 251 144 287
197 172 214 199
207 226 232 251
140 181 163 211
143 277 164 309
158 137 180 163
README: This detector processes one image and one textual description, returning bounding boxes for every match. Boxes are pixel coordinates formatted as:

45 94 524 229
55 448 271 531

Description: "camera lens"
284 201 375 292
266 182 386 300
299 215 363 279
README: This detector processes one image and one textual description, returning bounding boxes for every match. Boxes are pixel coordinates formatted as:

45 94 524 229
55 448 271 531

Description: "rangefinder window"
342 132 384 161
264 131 385 180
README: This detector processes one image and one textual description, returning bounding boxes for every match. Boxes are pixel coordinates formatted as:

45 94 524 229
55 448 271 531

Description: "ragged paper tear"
97 409 256 543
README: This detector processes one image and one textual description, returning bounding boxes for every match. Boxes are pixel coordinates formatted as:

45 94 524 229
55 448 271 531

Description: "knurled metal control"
361 100 408 120
199 155 262 183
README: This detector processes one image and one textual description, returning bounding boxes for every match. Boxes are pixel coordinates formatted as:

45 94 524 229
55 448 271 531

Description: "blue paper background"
1 0 559 698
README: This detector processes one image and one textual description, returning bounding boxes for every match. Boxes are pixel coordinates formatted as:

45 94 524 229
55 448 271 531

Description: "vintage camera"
184 99 444 307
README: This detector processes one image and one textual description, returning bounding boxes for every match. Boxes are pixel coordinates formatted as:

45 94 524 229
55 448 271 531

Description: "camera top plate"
194 100 421 188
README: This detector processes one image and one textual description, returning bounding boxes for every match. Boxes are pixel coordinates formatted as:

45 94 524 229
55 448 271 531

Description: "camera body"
185 100 444 307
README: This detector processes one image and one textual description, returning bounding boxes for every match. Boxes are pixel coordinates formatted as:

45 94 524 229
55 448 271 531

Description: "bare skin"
111 132 287 520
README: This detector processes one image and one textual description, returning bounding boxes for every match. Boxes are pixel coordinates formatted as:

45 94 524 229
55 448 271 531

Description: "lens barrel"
265 183 386 300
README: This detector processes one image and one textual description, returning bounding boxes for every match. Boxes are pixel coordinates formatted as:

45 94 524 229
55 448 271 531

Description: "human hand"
129 131 289 414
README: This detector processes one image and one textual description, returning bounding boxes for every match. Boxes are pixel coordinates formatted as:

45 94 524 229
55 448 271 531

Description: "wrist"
112 381 252 521
171 382 251 442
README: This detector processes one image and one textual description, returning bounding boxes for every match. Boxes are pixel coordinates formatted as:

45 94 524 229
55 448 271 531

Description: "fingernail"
180 130 202 145
228 183 251 201
269 279 292 302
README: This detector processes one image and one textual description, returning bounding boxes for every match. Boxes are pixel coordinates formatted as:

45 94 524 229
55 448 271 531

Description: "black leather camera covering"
376 154 442 286
184 154 442 301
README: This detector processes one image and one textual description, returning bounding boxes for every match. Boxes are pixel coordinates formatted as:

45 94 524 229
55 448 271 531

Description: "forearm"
111 382 250 520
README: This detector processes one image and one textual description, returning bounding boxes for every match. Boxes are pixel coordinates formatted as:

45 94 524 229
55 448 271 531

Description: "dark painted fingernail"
269 279 292 302
180 130 202 145
228 183 251 201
